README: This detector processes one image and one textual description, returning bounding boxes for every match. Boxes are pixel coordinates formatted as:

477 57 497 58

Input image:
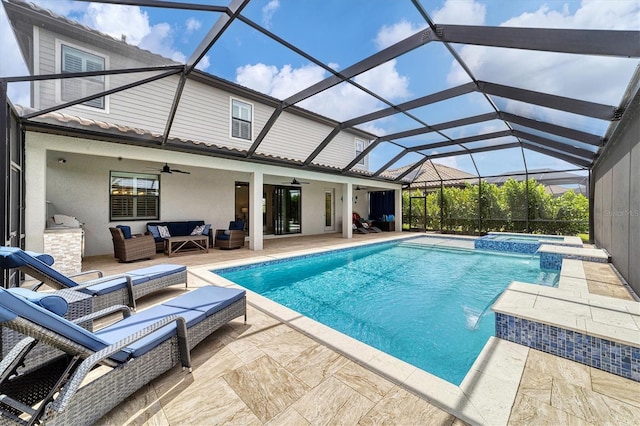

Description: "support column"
342 183 352 238
249 171 263 250
1 81 7 247
24 136 47 253
395 188 402 232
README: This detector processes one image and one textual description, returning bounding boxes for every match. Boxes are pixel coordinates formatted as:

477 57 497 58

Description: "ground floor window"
110 171 159 220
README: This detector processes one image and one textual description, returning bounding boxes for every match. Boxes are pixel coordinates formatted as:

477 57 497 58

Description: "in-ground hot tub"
474 232 583 254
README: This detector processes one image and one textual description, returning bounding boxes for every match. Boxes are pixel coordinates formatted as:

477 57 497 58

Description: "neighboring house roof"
545 185 587 197
386 162 476 188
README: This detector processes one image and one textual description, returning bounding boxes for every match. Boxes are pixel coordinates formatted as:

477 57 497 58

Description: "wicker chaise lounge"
0 247 187 311
0 285 246 425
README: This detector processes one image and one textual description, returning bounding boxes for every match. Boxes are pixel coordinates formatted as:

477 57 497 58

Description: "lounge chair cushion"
94 304 206 358
8 287 68 316
0 288 111 354
79 264 184 296
163 286 245 316
81 275 150 296
116 225 132 239
125 264 187 280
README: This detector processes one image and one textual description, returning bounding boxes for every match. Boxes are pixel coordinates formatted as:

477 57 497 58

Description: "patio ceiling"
2 0 639 184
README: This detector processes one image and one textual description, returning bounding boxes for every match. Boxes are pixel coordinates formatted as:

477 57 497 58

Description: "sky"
1 0 639 178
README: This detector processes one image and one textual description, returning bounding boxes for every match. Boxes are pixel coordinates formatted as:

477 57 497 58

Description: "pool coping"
187 234 600 425
486 231 583 247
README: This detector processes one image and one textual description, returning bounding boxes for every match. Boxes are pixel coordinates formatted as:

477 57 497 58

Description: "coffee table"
164 235 209 257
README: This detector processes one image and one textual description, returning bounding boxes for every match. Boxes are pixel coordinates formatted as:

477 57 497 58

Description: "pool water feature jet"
471 291 504 330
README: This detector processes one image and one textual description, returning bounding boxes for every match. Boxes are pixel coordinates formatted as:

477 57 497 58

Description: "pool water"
215 239 558 385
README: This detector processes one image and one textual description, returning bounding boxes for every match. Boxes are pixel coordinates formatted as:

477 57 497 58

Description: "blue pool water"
215 238 559 385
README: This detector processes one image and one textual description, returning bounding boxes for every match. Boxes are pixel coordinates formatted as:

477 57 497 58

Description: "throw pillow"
191 224 206 235
147 225 160 239
224 230 231 235
203 224 211 235
116 225 132 239
8 287 68 316
157 225 171 238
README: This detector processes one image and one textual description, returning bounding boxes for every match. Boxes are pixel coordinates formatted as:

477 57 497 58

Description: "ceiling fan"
283 178 309 185
152 163 190 174
354 185 367 191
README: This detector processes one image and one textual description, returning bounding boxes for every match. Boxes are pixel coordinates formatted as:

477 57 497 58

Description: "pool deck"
75 232 640 425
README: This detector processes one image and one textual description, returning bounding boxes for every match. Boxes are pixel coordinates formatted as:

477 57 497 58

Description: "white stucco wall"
25 132 400 257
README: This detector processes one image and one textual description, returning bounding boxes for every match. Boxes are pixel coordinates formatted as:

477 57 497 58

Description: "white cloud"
1 6 29 106
196 55 210 71
235 59 410 122
31 0 86 16
262 0 280 29
80 4 191 66
82 4 150 45
139 22 186 63
433 154 459 170
432 0 486 25
234 16 414 124
355 60 410 99
446 2 640 106
186 17 201 33
375 19 426 50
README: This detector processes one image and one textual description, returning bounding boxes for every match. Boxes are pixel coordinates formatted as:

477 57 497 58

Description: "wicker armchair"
109 227 156 262
214 220 246 249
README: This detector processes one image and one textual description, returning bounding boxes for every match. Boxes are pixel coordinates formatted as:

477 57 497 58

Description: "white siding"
33 27 372 170
170 80 274 151
316 132 370 170
36 28 176 133
258 111 330 161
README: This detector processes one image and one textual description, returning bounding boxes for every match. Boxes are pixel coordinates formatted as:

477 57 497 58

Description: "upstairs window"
231 99 252 140
61 45 105 109
355 138 366 165
110 172 159 220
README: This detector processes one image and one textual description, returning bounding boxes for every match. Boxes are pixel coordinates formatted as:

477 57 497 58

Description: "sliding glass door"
273 186 301 235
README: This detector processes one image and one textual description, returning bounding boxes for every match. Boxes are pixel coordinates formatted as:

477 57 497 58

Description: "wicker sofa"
145 220 211 252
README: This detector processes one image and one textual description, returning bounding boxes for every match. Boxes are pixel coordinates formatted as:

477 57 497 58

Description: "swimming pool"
214 238 558 385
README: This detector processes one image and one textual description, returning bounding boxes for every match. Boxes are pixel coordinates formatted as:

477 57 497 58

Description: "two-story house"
3 0 402 257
